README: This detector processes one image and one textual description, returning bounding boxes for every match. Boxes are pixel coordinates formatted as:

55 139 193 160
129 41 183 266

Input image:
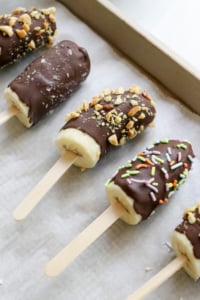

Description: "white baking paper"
0 1 200 300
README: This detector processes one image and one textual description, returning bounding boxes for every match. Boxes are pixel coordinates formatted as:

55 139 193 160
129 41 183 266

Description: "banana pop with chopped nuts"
172 202 200 280
106 139 194 224
0 7 57 68
56 86 156 168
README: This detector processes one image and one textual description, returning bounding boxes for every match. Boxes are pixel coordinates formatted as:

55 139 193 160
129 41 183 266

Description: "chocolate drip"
176 206 200 259
110 140 194 220
9 40 90 126
0 7 57 68
63 88 156 156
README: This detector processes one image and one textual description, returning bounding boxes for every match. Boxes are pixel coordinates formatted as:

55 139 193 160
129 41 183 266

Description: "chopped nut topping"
119 136 126 145
48 36 54 45
9 17 17 27
49 14 56 23
0 25 13 37
91 96 100 106
103 103 114 111
43 21 49 30
66 112 80 121
139 125 144 131
115 116 121 124
105 111 112 122
126 120 134 129
115 96 123 105
76 106 82 113
19 13 32 25
128 106 141 117
187 212 196 224
113 87 124 94
138 112 146 119
142 91 152 101
129 85 140 94
28 40 36 49
130 99 138 106
34 26 41 31
23 24 30 33
128 129 136 139
108 134 118 146
15 29 27 38
82 100 89 112
12 7 26 15
148 122 155 128
41 7 56 15
105 95 112 102
95 104 103 111
184 205 197 216
31 10 41 19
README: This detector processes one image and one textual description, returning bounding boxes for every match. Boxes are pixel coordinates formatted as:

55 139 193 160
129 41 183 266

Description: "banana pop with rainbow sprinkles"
44 139 194 277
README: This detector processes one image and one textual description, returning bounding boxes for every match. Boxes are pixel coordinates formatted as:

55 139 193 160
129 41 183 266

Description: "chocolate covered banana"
0 7 57 68
56 86 156 168
106 139 194 224
4 40 90 127
126 201 199 299
172 203 200 280
45 139 194 277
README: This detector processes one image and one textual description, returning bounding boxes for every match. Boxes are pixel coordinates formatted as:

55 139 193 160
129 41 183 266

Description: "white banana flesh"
55 128 101 168
105 181 142 225
4 87 32 128
171 230 200 280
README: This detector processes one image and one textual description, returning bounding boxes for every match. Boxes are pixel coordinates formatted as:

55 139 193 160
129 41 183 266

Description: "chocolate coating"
8 40 90 126
110 139 194 220
63 87 156 156
0 7 57 68
176 205 200 259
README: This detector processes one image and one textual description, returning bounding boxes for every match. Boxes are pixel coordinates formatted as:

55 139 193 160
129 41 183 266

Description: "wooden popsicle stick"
126 255 186 300
45 201 125 277
13 151 77 221
0 106 18 126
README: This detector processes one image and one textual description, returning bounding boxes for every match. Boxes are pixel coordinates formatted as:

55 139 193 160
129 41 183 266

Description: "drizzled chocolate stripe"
176 204 200 259
0 7 57 68
63 87 156 156
8 40 90 126
110 139 194 220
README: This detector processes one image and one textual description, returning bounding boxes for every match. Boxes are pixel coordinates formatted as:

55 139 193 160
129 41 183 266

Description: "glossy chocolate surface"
9 40 90 126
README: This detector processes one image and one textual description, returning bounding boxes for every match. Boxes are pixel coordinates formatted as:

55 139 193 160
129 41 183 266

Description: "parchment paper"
1 1 200 300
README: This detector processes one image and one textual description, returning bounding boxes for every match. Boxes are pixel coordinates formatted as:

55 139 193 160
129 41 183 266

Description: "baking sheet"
1 1 200 300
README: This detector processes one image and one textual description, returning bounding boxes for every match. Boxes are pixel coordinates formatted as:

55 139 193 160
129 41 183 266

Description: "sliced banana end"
55 128 101 169
105 181 142 225
4 87 32 128
171 231 200 280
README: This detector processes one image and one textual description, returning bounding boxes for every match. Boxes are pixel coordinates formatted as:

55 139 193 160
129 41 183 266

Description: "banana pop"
0 7 57 68
4 40 90 127
56 86 156 168
172 203 200 280
106 139 194 224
